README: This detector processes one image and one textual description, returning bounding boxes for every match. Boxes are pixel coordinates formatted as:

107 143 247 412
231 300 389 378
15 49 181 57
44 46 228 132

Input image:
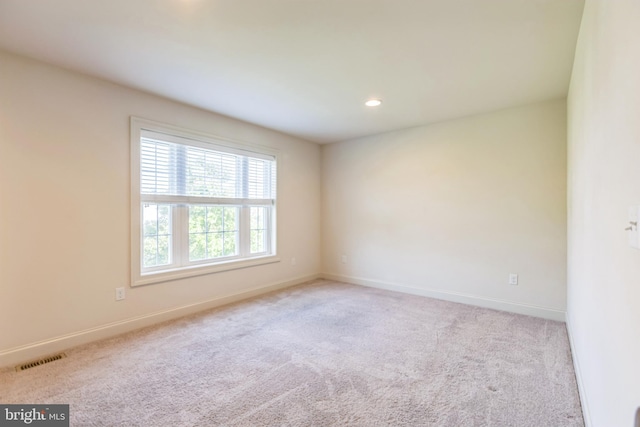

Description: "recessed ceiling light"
365 99 382 107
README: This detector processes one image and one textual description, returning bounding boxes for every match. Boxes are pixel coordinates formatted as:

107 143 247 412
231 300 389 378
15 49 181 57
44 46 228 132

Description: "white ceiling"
0 0 584 143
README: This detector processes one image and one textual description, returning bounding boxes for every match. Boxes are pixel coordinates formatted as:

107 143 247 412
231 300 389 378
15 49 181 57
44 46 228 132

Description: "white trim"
131 120 142 283
134 255 281 287
0 273 321 369
322 273 567 321
135 118 279 159
565 312 592 427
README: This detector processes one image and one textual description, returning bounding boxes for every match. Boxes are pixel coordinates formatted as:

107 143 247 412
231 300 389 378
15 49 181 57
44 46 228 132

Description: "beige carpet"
0 280 583 426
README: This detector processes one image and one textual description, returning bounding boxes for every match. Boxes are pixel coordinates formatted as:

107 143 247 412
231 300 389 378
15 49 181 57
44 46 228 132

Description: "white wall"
322 100 567 320
0 51 321 365
567 1 640 426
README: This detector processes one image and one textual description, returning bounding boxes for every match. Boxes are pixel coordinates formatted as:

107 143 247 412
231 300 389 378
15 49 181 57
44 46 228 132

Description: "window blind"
140 133 276 204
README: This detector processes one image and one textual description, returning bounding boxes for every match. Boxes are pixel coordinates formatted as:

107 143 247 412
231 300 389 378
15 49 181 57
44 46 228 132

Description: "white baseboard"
322 273 567 321
0 273 321 369
565 312 592 427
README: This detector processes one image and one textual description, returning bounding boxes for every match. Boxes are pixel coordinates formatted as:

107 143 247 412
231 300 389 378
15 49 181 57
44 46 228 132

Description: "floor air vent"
16 353 67 371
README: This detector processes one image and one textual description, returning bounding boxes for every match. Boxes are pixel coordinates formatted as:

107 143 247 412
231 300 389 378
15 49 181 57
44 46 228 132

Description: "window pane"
224 207 236 230
224 231 238 256
140 140 172 195
144 236 158 267
185 147 239 198
142 203 172 268
251 230 264 254
143 204 158 236
157 205 170 235
207 206 223 232
248 157 276 199
208 232 223 258
189 206 238 261
248 158 266 199
222 207 238 257
189 206 206 233
157 236 170 265
250 207 267 253
189 232 206 261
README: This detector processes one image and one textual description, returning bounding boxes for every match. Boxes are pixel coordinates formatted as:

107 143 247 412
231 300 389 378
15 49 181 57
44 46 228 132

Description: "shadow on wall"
636 407 640 427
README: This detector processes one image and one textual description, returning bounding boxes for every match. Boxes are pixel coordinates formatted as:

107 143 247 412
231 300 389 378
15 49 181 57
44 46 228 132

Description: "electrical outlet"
291 257 297 266
115 287 126 301
509 274 518 286
341 254 347 264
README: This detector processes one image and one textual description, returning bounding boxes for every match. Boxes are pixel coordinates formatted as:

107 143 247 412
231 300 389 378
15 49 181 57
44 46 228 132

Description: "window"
131 118 278 286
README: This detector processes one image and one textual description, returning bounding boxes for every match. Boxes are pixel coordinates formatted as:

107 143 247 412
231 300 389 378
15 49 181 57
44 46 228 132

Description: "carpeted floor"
0 280 583 426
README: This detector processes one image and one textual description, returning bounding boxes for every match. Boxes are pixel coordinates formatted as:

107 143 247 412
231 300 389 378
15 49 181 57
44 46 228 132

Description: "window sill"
132 255 280 287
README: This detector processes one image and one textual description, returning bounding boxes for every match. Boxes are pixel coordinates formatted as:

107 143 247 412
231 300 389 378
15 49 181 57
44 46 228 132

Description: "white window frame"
131 117 279 286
